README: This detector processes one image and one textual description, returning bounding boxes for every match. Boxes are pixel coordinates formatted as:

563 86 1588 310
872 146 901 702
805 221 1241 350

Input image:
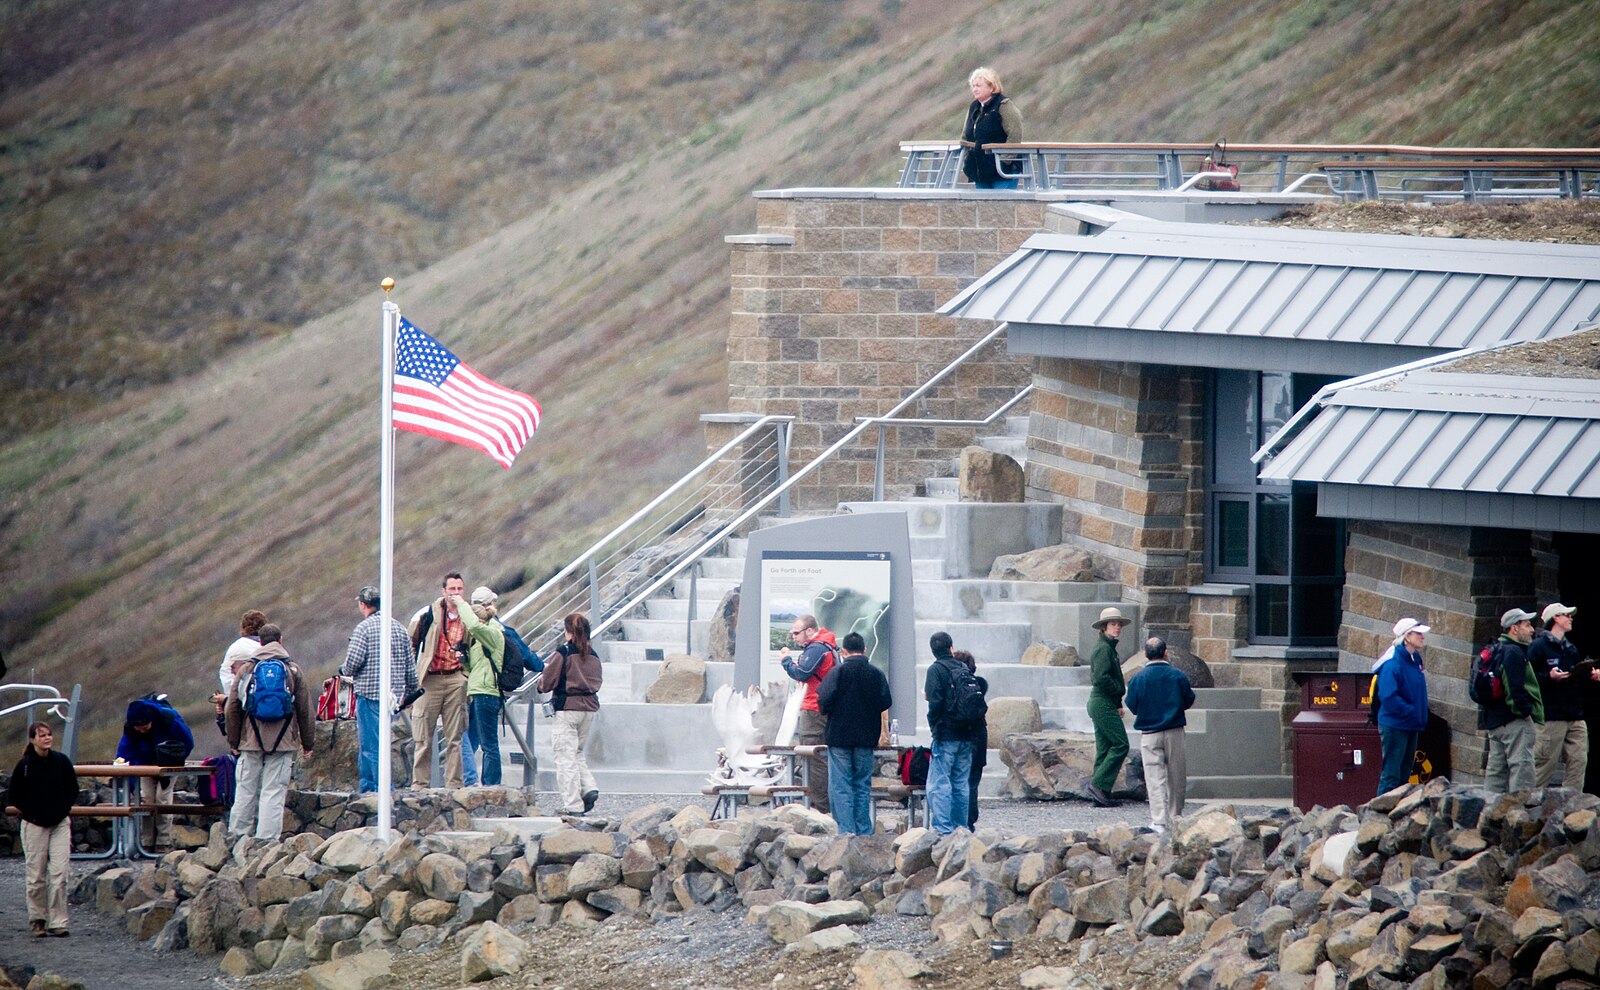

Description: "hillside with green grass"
2 0 1597 755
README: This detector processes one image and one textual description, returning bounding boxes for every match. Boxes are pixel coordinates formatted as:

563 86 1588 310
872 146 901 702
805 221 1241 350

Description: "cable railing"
499 414 794 666
862 384 1033 501
522 322 1021 666
899 141 1600 200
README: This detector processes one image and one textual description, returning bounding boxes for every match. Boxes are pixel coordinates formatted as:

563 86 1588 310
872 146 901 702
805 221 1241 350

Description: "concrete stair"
485 414 1289 800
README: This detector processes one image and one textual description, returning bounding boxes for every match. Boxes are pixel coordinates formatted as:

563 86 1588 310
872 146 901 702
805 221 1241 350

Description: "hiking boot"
1086 783 1118 808
46 927 69 937
582 789 599 814
30 919 45 937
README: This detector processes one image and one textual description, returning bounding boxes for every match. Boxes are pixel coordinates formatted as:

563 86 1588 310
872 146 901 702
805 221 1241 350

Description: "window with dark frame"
1206 370 1346 644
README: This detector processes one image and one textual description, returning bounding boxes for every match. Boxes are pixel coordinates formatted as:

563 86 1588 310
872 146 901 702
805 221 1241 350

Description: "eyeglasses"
788 630 804 638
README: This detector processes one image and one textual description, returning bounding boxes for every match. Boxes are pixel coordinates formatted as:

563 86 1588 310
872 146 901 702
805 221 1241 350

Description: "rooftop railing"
900 141 1600 201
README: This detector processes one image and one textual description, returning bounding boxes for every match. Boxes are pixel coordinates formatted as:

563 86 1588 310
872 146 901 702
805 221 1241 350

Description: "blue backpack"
244 657 296 751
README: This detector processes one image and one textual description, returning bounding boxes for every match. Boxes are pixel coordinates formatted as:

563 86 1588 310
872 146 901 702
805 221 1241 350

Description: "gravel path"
0 857 223 989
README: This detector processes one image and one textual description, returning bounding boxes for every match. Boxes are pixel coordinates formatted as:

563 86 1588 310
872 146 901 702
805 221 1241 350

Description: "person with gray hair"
1124 636 1194 833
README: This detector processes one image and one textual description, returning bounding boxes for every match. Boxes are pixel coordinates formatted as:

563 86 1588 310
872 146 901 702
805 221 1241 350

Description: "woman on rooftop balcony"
961 66 1024 190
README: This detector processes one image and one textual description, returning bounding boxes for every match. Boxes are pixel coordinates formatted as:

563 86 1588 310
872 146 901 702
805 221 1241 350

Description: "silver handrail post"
776 421 792 518
874 424 888 502
587 559 601 615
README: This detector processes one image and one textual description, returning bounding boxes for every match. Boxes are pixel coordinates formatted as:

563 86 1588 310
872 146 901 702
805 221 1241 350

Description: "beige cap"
1541 603 1575 623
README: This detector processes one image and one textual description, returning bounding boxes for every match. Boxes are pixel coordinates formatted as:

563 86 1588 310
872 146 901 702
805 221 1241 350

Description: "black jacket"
1478 636 1542 731
817 655 892 748
924 652 984 743
961 95 1015 184
1528 631 1586 722
7 747 78 829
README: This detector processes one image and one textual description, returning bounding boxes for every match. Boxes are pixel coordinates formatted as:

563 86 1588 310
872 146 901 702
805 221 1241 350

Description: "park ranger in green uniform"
1086 607 1131 807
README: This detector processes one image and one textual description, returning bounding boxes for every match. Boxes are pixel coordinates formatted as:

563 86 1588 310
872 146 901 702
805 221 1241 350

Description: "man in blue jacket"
1124 637 1194 833
1375 617 1430 795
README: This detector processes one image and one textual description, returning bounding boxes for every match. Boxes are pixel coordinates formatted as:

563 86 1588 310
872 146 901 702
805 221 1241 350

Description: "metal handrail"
569 323 1018 640
497 415 793 697
860 384 1033 501
0 683 71 721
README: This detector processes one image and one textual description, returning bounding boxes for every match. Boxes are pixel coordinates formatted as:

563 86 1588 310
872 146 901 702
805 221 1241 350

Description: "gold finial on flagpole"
381 277 395 295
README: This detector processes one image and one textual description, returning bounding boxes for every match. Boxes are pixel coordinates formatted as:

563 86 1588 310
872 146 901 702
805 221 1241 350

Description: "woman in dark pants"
954 650 988 828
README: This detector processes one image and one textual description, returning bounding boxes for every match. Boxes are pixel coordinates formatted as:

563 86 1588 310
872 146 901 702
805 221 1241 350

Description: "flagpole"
378 278 398 842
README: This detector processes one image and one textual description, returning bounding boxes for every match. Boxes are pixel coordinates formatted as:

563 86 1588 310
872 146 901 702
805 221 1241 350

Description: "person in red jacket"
780 614 837 814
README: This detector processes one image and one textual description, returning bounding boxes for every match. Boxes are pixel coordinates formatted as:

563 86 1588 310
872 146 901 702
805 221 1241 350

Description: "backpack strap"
247 661 296 754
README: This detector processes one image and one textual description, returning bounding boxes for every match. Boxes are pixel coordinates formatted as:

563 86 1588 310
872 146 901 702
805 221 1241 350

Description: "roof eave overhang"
1315 483 1600 534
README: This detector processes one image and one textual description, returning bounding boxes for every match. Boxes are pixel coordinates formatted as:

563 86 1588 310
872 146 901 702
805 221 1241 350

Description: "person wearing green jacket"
462 587 507 786
1086 607 1131 807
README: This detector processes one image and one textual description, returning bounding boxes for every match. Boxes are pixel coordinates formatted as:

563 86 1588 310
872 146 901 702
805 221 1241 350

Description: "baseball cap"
356 586 380 607
1500 607 1537 629
1541 603 1576 623
1392 617 1430 642
470 586 498 606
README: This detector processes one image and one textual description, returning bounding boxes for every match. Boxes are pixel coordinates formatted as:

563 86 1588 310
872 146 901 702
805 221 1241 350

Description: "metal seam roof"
1256 359 1600 500
938 217 1600 352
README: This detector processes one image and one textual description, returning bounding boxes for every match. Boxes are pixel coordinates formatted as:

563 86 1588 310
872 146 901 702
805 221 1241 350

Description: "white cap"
470 586 498 606
1392 617 1430 643
1541 603 1575 623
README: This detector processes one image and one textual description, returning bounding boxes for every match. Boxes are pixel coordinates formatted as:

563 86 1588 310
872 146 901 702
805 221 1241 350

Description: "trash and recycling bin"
1291 672 1382 810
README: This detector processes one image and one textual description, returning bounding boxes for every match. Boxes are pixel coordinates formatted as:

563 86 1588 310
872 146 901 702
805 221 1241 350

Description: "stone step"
924 477 959 499
469 816 565 841
1002 415 1029 437
1185 775 1294 800
983 600 1141 656
670 574 740 602
619 617 710 655
976 435 1028 462
1039 707 1095 733
912 620 1032 667
695 556 745 580
914 579 1124 621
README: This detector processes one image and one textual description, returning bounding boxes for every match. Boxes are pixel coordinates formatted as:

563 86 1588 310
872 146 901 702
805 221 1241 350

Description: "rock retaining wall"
81 778 1600 988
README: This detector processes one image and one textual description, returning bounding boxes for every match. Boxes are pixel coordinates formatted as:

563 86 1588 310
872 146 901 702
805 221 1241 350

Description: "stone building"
720 188 1600 783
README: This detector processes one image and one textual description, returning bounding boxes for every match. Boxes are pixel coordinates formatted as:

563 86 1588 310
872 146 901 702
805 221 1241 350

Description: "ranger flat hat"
1092 606 1130 630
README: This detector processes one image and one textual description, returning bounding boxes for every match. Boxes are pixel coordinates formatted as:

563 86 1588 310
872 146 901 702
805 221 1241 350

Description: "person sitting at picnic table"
116 694 194 850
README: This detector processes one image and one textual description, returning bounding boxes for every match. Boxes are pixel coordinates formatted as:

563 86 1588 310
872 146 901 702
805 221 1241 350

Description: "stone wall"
1189 585 1250 667
1027 357 1207 638
1338 520 1538 783
721 193 1040 510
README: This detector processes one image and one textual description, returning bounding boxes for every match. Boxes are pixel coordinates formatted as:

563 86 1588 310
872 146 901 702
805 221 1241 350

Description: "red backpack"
317 675 357 720
898 746 930 786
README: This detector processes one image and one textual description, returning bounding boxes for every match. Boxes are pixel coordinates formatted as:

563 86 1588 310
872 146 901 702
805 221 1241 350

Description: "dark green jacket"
1088 632 1125 704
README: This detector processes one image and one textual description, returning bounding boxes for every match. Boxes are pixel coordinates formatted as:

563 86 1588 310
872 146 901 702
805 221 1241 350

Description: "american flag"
393 318 541 469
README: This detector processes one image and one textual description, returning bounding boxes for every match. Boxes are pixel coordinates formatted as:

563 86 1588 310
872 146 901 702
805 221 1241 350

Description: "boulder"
686 827 749 877
537 828 621 863
765 899 871 944
219 946 260 978
784 925 862 955
989 544 1098 583
304 914 366 961
319 829 386 873
460 921 530 982
300 950 394 990
1020 642 1080 667
960 446 1024 503
851 949 932 990
985 697 1042 746
415 853 468 901
567 854 624 897
707 589 739 662
300 717 412 792
999 731 1144 801
645 655 707 705
1069 878 1129 924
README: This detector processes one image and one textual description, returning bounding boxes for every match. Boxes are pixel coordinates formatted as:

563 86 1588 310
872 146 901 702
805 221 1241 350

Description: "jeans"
468 693 503 786
1377 725 1420 795
462 717 479 787
827 745 876 835
928 738 974 834
357 695 380 793
975 178 1019 190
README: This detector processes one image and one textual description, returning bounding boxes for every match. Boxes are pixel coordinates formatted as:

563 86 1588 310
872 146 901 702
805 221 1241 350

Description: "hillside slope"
2 0 1597 754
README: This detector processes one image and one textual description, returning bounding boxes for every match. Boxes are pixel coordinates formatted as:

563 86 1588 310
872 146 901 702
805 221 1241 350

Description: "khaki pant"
140 776 173 847
1535 718 1589 790
230 749 295 840
411 670 468 788
551 710 599 813
1139 727 1187 829
22 819 70 931
1485 718 1537 793
798 708 829 814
